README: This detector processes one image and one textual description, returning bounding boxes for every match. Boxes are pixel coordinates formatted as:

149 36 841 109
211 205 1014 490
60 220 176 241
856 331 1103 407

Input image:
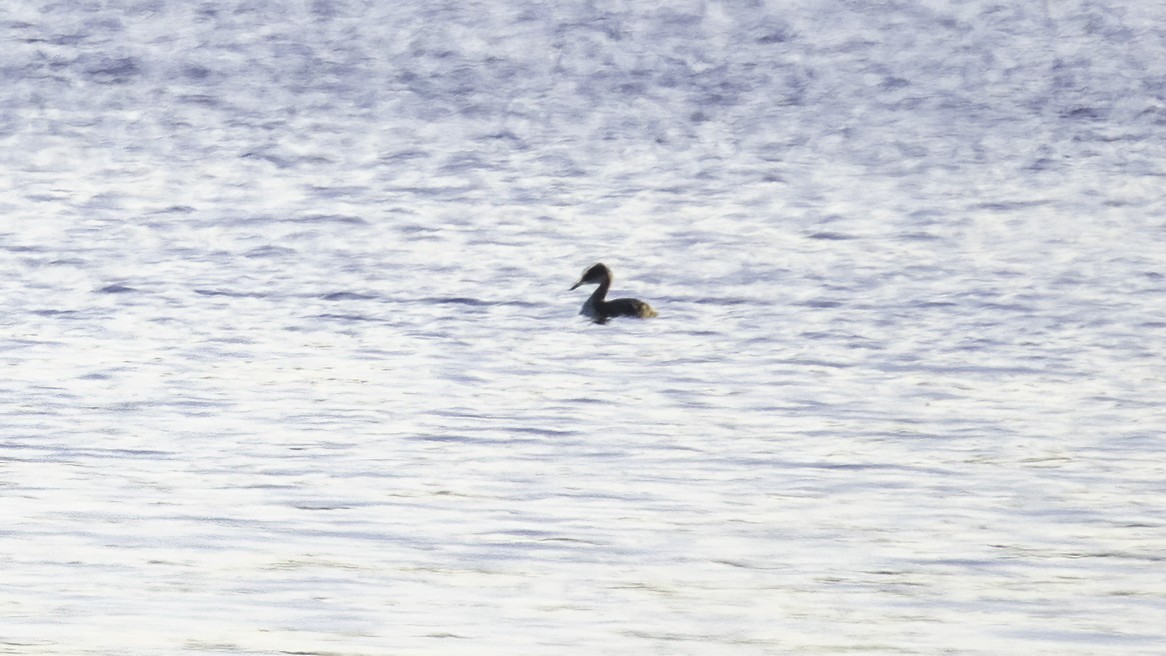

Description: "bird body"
570 263 657 324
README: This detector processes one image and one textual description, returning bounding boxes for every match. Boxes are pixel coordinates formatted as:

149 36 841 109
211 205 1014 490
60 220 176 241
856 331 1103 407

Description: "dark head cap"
570 263 611 290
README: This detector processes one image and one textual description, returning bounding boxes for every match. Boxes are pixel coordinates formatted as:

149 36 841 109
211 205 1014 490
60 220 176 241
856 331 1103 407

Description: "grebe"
570 263 658 324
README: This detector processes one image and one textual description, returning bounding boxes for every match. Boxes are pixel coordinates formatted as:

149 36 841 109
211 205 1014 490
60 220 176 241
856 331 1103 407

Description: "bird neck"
588 277 611 305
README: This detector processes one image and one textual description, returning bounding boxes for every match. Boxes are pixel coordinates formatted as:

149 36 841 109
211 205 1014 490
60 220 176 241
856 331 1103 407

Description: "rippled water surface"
3 1 1166 654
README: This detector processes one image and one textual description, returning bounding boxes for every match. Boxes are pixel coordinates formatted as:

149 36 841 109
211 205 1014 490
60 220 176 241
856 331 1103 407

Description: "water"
3 0 1166 653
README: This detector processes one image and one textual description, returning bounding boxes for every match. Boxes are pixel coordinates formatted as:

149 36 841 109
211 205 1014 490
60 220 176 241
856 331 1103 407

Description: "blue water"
3 1 1166 654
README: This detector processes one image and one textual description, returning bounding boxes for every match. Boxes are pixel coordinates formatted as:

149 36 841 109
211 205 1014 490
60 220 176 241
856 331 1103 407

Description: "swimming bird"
570 263 658 324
